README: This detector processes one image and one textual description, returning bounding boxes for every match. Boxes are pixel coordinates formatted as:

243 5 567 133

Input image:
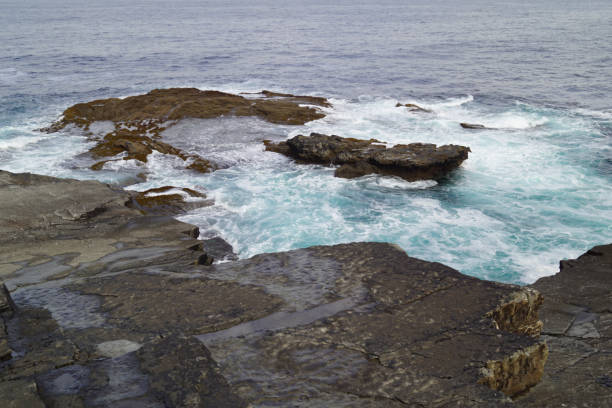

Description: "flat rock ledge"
0 170 609 407
264 132 470 181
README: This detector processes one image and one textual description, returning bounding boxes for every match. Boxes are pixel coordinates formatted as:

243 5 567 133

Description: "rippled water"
1 0 611 283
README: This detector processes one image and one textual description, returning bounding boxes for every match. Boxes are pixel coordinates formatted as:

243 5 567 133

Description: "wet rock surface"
136 336 247 408
0 170 609 407
264 132 471 181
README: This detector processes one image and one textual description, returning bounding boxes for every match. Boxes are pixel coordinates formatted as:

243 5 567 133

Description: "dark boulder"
461 122 495 130
265 133 470 181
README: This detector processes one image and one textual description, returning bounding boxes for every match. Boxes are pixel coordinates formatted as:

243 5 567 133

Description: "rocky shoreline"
1 170 610 407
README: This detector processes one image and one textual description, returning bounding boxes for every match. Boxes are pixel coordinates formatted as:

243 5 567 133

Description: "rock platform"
0 170 609 407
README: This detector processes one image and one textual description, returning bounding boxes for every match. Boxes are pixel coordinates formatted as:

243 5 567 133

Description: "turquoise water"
1 0 611 283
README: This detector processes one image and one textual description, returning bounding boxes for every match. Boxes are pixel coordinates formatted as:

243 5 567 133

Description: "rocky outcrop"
0 170 609 406
479 343 549 397
265 132 470 181
485 288 544 336
41 88 330 176
44 88 329 132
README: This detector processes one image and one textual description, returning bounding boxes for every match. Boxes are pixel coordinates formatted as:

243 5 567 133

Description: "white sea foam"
144 187 205 202
0 134 45 150
3 90 610 285
0 131 94 179
101 159 145 171
573 107 612 121
194 79 290 96
434 94 474 108
88 120 115 136
152 94 611 283
358 175 437 190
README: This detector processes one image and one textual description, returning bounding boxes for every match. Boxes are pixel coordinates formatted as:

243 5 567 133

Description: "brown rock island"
41 88 331 174
265 132 471 181
1 169 609 407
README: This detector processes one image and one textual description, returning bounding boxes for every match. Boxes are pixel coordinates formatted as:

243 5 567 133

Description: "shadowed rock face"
0 170 608 406
41 88 330 174
265 132 471 181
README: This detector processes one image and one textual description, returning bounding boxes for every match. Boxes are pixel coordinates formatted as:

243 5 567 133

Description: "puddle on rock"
4 253 77 290
37 364 90 396
197 297 359 343
12 286 105 329
208 249 343 311
85 353 156 407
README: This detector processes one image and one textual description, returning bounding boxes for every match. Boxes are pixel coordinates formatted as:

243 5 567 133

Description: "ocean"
1 0 611 283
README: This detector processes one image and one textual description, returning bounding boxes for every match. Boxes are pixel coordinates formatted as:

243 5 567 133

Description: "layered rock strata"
0 170 609 407
264 132 470 181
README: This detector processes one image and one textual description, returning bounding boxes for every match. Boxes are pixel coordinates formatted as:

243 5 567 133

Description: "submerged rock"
461 122 495 129
265 132 470 181
127 186 211 216
44 88 329 132
396 102 432 113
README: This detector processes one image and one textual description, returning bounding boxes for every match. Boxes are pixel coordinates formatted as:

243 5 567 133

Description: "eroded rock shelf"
1 170 609 407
